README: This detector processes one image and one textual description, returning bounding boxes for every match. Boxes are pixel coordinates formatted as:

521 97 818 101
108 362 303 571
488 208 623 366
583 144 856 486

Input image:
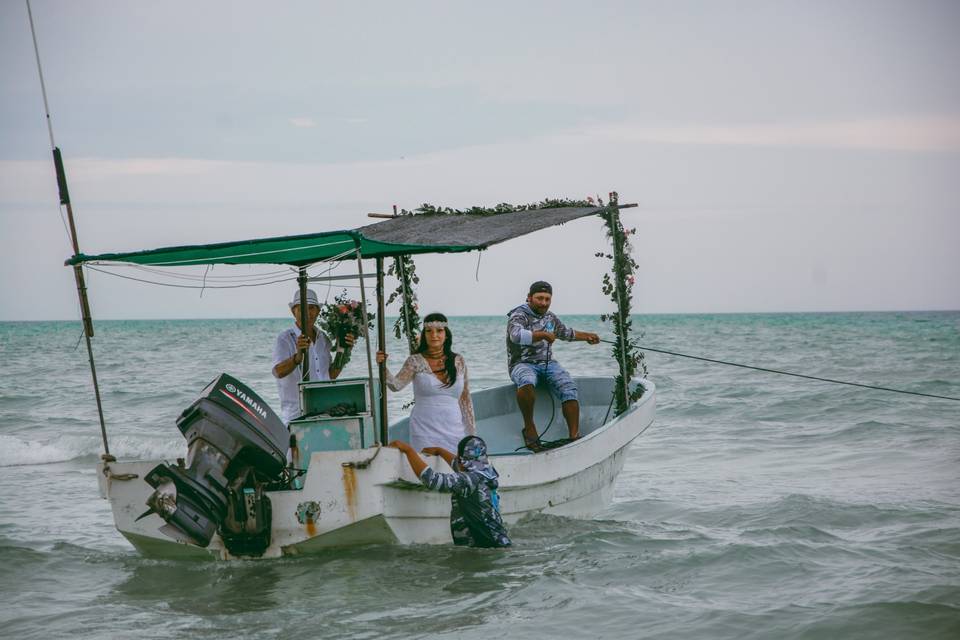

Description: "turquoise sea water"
1 312 958 639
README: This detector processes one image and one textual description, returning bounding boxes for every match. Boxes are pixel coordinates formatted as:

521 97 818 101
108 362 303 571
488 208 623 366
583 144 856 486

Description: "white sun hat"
289 289 320 308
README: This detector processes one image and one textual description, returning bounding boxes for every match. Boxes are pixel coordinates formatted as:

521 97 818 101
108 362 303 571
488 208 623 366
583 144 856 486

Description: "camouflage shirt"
419 454 511 549
506 304 576 372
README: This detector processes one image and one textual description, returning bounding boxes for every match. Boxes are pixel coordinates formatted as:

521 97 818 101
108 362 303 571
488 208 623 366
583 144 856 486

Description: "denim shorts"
510 361 578 403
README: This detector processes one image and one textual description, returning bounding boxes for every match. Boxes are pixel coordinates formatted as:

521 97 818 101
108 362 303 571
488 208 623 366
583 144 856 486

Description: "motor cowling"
143 373 288 556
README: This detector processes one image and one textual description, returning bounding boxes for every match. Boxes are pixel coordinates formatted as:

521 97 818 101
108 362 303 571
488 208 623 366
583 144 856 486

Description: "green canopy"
66 205 609 267
65 229 457 267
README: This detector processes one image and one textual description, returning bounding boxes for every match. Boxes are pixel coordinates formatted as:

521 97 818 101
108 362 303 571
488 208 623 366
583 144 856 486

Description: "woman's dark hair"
417 312 457 387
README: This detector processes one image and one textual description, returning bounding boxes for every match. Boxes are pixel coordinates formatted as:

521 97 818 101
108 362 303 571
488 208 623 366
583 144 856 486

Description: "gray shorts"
510 361 578 403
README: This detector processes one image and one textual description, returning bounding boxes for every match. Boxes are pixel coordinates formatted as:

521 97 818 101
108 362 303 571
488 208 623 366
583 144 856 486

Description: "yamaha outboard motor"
142 373 288 557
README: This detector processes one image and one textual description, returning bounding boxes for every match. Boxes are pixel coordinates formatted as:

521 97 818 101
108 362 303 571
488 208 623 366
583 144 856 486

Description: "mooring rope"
600 339 960 402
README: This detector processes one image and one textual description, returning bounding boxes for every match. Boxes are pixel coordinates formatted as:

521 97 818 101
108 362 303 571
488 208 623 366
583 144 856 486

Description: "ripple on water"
1 314 958 639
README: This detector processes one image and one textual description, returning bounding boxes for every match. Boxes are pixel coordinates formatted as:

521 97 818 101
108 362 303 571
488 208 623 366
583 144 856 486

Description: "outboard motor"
142 373 288 557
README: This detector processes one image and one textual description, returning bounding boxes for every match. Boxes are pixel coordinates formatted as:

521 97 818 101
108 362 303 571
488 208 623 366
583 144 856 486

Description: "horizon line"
2 308 958 323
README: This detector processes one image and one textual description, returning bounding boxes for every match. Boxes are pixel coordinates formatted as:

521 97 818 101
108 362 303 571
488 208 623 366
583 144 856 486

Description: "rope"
514 388 558 452
28 1 74 252
85 266 296 289
83 248 356 290
106 238 356 266
199 264 210 297
26 0 55 149
84 245 357 270
342 444 382 469
57 207 74 251
102 463 139 481
599 339 960 402
107 263 295 281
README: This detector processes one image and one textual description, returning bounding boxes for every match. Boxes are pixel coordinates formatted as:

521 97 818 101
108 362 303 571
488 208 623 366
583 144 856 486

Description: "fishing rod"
27 0 111 455
597 339 960 402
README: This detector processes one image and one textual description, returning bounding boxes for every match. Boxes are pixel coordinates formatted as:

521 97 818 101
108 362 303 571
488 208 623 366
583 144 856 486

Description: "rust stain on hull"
342 466 358 522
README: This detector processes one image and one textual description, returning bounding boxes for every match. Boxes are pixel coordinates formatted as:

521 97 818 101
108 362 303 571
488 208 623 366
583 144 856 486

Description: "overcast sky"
1 0 958 320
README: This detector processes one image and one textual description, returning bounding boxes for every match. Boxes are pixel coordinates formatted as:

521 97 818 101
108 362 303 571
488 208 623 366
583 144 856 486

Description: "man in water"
272 289 353 425
390 436 511 548
506 281 600 451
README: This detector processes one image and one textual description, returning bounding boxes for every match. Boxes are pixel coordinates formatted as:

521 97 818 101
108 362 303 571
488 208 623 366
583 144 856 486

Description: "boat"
98 376 654 558
27 2 655 559
63 198 656 560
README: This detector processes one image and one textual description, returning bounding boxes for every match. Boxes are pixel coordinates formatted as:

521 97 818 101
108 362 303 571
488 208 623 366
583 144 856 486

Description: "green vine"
386 254 422 354
398 198 594 217
597 193 647 414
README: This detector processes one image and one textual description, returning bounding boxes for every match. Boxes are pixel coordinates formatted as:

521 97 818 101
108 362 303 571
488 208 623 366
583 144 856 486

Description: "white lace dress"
385 353 476 453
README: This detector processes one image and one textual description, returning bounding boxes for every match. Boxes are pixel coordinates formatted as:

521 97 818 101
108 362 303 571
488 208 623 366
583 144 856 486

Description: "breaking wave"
0 433 184 467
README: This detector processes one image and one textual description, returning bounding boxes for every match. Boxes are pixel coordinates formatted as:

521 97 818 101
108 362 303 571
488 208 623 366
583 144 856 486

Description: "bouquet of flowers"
319 291 375 371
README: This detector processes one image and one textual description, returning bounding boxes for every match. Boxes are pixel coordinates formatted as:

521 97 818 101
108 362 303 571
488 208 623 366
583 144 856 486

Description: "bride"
376 313 475 453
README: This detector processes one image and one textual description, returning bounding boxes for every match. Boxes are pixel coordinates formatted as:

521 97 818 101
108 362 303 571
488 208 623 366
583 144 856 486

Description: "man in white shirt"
272 289 352 425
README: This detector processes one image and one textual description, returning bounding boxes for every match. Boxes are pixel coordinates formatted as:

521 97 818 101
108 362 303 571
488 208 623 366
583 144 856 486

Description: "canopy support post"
607 192 631 412
375 257 389 444
297 267 310 382
354 246 381 445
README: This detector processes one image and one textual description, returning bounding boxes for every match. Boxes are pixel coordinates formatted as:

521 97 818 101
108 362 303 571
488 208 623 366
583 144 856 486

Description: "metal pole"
29 3 110 455
607 191 631 411
297 267 310 382
354 245 380 445
375 257 389 444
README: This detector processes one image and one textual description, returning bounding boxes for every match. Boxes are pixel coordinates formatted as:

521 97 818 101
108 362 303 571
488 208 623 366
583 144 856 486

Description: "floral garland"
398 198 593 217
596 193 647 414
386 254 422 354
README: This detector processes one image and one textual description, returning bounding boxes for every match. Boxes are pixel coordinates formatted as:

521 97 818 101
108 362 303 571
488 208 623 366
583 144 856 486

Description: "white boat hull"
98 377 655 559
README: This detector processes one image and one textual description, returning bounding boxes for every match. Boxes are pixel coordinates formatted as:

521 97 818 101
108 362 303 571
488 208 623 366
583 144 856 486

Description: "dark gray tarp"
67 205 614 266
358 206 605 250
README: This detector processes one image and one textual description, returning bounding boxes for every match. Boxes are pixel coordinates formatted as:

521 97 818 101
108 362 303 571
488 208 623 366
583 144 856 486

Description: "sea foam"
0 434 184 467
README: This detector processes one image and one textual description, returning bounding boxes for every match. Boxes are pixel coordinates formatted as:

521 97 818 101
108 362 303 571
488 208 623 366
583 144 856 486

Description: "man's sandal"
522 431 545 453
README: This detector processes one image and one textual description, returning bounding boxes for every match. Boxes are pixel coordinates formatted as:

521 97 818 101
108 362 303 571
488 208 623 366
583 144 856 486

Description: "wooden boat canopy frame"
64 201 637 450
